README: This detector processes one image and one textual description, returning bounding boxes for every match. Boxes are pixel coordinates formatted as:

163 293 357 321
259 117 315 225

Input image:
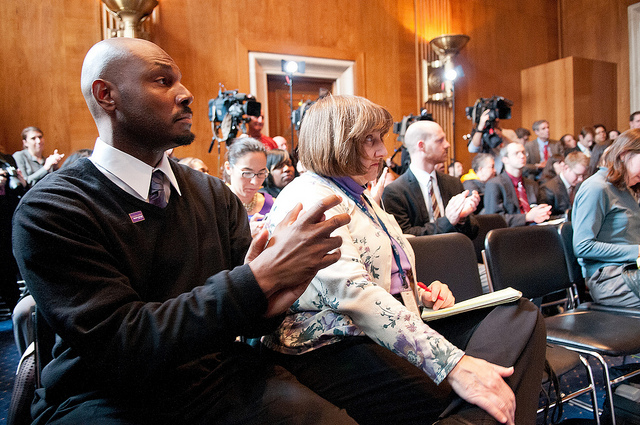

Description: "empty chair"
408 232 483 302
484 225 640 424
472 213 507 264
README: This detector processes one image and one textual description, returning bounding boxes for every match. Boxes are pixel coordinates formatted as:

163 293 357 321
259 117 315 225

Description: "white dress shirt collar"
89 138 181 201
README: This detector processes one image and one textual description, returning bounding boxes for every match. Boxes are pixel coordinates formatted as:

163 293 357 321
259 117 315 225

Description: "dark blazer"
382 169 479 238
587 139 612 177
483 172 539 227
523 139 563 180
463 179 486 214
538 175 579 217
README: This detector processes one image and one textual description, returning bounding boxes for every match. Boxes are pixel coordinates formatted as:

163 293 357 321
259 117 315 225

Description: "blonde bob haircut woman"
298 95 393 177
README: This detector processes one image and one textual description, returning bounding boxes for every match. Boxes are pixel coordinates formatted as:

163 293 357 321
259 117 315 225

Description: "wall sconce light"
423 34 469 102
102 0 159 38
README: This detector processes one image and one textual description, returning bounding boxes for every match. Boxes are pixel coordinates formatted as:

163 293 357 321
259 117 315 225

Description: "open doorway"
266 75 335 149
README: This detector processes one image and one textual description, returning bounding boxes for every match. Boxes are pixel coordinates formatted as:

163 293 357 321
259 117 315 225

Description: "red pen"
417 281 446 301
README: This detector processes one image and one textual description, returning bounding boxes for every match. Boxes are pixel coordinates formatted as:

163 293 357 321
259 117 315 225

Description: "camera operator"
246 115 278 150
468 109 505 174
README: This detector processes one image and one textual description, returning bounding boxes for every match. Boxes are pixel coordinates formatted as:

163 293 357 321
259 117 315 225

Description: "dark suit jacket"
483 172 539 227
462 179 485 214
538 175 576 216
523 139 563 180
587 139 612 176
382 169 479 238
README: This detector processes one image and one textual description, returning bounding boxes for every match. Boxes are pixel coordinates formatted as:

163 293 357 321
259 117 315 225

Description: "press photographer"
208 88 262 151
466 96 513 174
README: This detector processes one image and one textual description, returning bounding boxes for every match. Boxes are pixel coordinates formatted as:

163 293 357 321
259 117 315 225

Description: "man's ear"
92 79 117 111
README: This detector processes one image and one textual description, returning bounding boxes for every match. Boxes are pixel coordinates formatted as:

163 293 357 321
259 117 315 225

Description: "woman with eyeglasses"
224 138 273 235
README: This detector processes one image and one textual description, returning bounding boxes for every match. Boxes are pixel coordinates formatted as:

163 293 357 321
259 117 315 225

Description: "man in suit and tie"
539 151 588 217
484 142 552 227
382 120 480 238
523 120 563 180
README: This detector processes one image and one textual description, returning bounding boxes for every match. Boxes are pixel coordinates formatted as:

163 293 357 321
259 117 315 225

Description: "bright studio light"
444 68 458 81
281 60 306 75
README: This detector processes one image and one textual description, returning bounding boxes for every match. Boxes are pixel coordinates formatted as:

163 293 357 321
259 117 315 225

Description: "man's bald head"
81 38 171 117
403 120 441 154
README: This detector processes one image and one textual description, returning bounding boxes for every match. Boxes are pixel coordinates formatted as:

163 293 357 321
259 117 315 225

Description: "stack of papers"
421 287 522 321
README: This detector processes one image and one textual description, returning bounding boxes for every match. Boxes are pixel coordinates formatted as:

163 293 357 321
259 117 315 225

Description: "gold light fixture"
101 0 159 38
424 34 470 102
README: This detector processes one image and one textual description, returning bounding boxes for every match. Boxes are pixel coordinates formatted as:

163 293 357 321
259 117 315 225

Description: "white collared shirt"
410 163 444 222
89 138 181 204
577 143 591 157
559 173 572 191
537 138 549 160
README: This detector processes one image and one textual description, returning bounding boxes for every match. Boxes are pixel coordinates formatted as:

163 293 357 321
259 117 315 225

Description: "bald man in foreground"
12 38 356 424
382 120 480 238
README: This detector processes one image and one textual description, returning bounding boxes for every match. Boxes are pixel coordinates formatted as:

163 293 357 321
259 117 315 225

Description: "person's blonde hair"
298 95 392 177
604 128 640 192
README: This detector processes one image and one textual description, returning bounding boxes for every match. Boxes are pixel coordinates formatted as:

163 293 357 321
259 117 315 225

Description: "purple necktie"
149 170 167 208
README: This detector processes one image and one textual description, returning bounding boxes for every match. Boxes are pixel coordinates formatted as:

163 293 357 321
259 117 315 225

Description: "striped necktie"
429 176 441 220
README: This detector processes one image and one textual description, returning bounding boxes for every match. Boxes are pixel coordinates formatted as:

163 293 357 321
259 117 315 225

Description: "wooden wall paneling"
572 57 617 135
521 57 575 139
521 56 617 140
560 0 637 131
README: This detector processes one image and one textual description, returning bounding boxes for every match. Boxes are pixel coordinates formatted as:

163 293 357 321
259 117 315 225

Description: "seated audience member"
588 130 614 178
260 149 295 198
1 148 27 311
12 37 356 425
246 114 278 150
576 126 595 157
538 154 565 184
609 129 620 140
484 143 552 227
178 156 209 174
13 126 65 186
573 129 640 308
468 109 505 174
225 138 273 235
594 124 608 145
523 120 563 180
632 111 640 130
448 161 464 179
539 151 588 217
383 120 480 238
560 134 578 154
463 153 495 214
515 127 530 145
272 135 288 151
264 94 545 425
60 148 93 169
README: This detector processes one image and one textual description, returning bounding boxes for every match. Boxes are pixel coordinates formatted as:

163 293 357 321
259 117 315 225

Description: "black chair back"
484 226 571 299
472 214 507 263
557 222 584 286
408 233 483 302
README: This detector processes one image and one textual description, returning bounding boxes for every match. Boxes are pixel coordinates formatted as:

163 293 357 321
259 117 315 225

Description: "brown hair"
298 95 392 177
564 151 588 169
604 128 640 191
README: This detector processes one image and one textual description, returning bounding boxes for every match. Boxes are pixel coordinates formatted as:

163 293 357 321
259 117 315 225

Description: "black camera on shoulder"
392 109 434 143
465 96 513 151
208 88 261 147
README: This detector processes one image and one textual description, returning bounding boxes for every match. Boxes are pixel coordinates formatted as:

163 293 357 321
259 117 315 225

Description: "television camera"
392 109 434 143
208 87 261 152
465 96 513 151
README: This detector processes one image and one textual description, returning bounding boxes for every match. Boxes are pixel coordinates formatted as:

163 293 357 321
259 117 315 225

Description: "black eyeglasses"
240 171 269 179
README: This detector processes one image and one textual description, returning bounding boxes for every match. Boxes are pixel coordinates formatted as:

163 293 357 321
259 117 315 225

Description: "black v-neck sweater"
12 158 274 409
